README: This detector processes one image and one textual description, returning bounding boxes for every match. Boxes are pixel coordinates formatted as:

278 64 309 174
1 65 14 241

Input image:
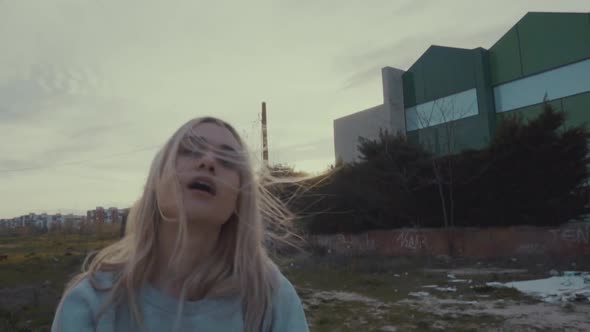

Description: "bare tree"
407 96 477 254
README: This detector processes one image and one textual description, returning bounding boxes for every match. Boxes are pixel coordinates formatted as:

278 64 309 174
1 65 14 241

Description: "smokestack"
261 102 269 165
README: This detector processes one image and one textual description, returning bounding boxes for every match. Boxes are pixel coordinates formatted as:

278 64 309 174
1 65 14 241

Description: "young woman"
51 117 309 331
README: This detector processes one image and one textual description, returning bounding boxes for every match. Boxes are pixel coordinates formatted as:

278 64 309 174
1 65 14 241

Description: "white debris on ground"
449 279 471 283
310 290 381 304
435 286 457 292
299 277 590 331
424 268 528 275
421 285 458 292
401 296 590 331
408 291 431 298
487 272 590 303
301 289 391 314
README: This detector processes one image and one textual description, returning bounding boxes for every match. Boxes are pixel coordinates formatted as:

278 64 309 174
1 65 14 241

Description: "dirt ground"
281 253 590 332
1 233 590 331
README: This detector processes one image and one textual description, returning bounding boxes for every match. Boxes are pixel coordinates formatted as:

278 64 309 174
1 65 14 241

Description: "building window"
405 88 479 131
494 58 590 113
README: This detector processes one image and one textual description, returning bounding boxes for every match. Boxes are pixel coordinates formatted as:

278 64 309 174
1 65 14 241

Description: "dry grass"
0 231 119 331
2 233 588 331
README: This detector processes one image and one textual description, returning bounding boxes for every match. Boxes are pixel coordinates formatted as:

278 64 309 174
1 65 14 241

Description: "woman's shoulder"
268 268 310 331
274 270 297 293
52 272 117 332
62 271 117 305
271 268 304 306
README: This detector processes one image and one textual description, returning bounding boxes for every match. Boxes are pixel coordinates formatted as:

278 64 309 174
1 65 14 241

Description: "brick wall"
309 222 590 258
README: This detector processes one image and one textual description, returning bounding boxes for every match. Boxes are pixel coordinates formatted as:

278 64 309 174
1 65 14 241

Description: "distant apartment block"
1 205 130 230
86 206 129 224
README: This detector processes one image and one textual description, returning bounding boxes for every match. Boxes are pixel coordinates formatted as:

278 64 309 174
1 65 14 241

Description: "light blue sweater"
51 271 309 332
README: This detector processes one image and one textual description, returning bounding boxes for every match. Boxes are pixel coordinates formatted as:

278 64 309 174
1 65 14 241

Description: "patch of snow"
487 275 590 303
435 287 457 292
424 268 528 276
449 279 469 283
408 291 430 298
486 282 504 287
312 290 379 304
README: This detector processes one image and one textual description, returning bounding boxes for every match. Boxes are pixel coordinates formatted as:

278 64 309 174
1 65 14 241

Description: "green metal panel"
403 47 496 154
402 71 417 108
562 91 590 129
518 13 590 77
496 99 563 124
403 46 480 107
406 130 420 146
490 13 590 86
411 115 491 155
402 73 415 108
489 27 523 85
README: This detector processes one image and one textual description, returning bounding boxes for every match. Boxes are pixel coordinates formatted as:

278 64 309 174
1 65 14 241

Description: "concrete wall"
333 67 405 164
382 67 406 136
333 104 390 163
309 222 590 258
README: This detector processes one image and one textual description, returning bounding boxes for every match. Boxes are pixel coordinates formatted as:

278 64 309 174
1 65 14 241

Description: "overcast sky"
1 0 588 218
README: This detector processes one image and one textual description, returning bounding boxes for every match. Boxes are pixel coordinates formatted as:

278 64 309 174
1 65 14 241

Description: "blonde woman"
51 117 309 331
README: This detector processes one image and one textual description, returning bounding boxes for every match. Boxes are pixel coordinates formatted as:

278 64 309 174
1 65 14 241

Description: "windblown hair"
58 117 301 332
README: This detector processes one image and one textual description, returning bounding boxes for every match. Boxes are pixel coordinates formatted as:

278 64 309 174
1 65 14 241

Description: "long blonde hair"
60 117 300 331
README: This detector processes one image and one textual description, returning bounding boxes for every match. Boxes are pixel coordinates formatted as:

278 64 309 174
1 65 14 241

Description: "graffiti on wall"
549 223 590 245
395 231 429 251
315 232 376 252
515 243 547 255
312 222 590 257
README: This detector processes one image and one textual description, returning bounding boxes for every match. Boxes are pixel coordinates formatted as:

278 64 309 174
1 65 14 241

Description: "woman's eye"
179 147 204 158
218 158 237 169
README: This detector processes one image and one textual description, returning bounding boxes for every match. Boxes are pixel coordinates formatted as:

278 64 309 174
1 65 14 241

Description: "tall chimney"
261 102 269 165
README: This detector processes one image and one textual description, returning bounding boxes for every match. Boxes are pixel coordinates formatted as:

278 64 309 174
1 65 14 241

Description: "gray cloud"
0 62 104 123
336 17 517 91
66 120 133 140
335 36 428 90
340 65 383 91
391 0 436 15
272 137 333 165
0 143 99 173
0 158 36 172
0 78 49 121
1 0 588 218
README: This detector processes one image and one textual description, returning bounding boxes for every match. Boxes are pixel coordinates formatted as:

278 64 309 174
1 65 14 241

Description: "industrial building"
334 12 590 162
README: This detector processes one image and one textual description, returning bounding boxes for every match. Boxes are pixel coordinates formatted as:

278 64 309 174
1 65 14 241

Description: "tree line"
276 103 590 234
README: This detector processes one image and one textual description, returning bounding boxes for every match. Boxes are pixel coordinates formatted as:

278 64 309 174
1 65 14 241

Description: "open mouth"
187 178 217 196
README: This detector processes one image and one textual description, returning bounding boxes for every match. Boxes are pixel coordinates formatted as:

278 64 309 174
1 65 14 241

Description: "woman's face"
159 122 242 227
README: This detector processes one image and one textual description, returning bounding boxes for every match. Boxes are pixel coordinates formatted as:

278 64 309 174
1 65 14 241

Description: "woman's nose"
197 151 216 172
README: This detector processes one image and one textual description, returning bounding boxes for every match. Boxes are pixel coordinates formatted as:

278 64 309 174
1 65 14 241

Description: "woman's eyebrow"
219 144 237 152
196 136 237 152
